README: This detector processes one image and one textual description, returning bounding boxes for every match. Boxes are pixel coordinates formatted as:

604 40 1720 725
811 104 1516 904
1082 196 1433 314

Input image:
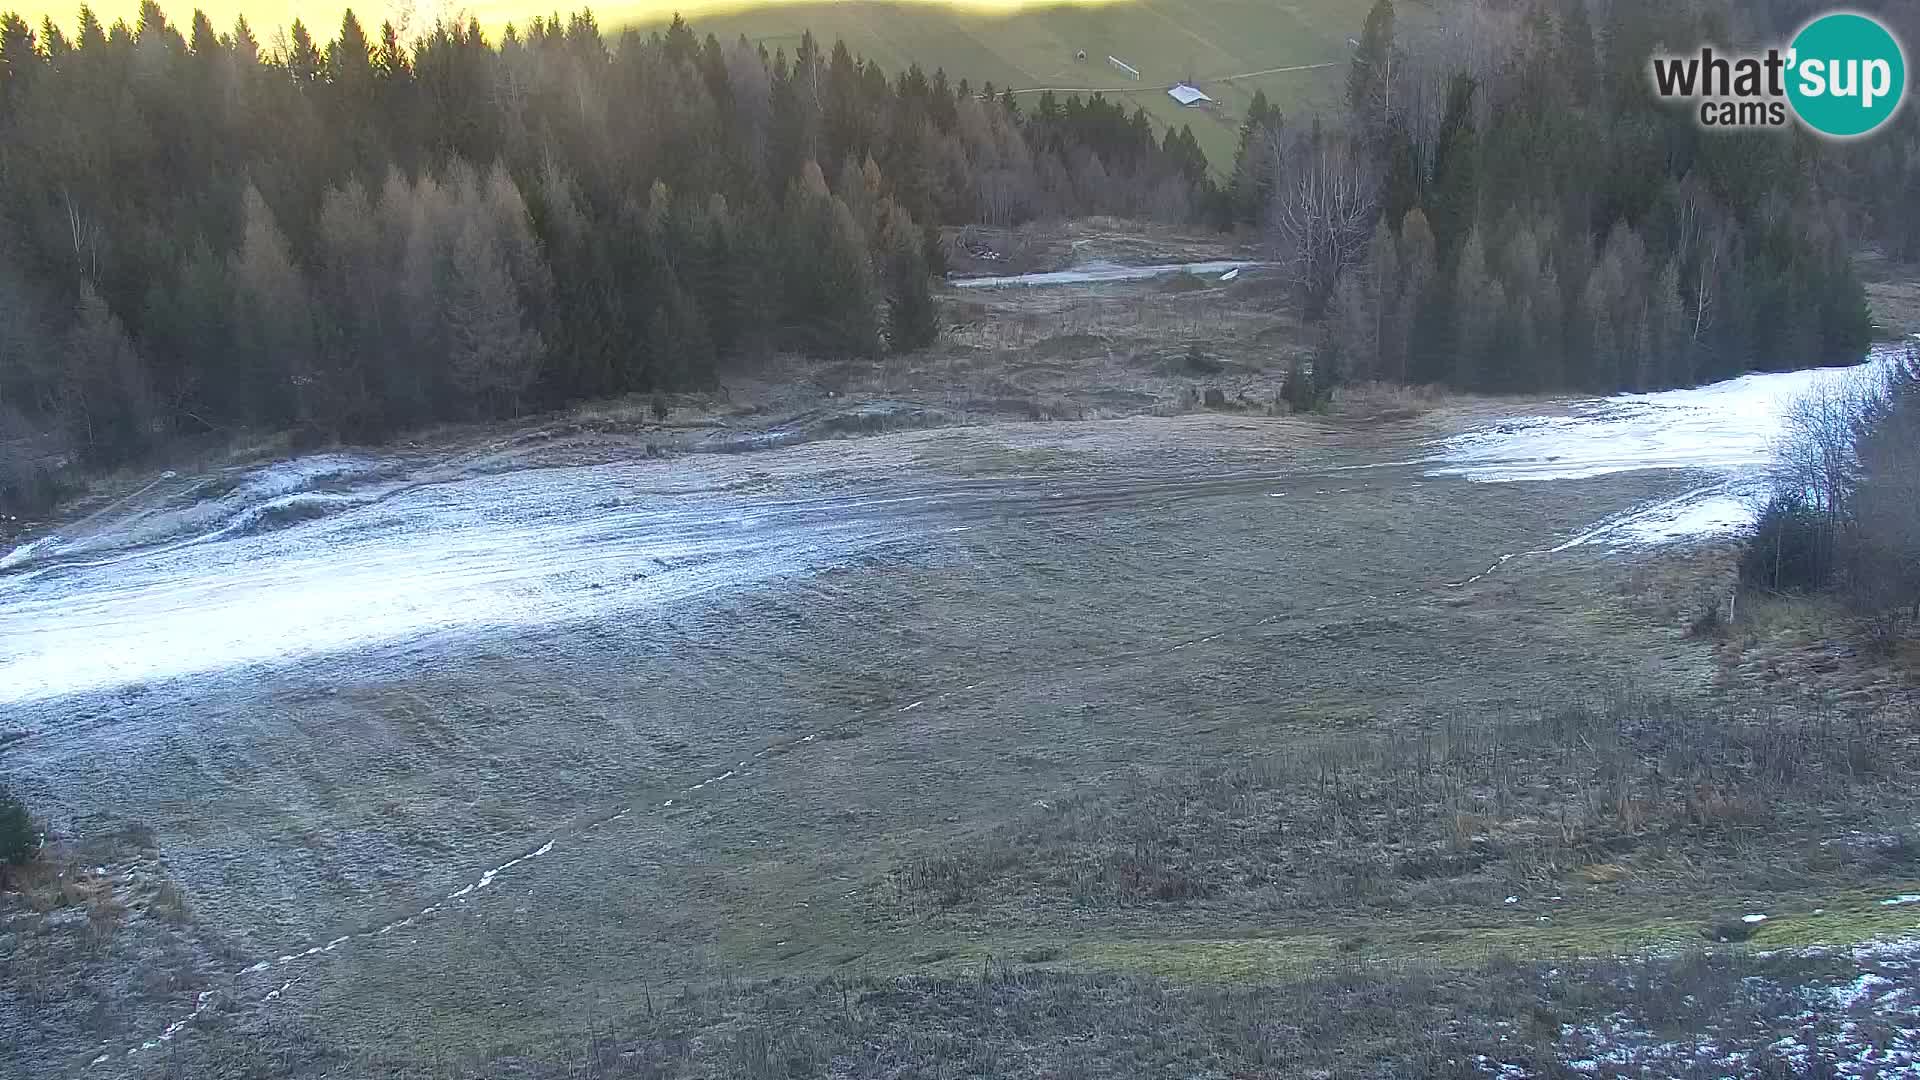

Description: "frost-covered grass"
284 942 1914 1078
1548 938 1920 1078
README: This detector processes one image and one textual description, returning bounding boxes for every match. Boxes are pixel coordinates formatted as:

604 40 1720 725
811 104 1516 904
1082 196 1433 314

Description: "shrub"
1283 355 1315 412
0 406 68 520
1284 342 1344 413
1686 589 1726 637
0 785 39 879
1181 342 1223 375
1738 491 1830 593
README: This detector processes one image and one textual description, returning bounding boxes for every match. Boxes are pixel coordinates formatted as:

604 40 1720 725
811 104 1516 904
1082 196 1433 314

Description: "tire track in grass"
106 690 959 1064
1444 482 1731 588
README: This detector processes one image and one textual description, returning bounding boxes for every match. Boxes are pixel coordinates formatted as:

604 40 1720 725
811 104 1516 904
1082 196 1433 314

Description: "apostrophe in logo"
1648 10 1907 137
1786 12 1906 137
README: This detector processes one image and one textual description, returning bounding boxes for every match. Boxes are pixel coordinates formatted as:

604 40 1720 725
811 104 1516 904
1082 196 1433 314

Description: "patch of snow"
1745 914 1770 924
951 259 1261 289
1830 973 1894 1010
1431 361 1885 483
0 455 924 703
0 537 52 571
1883 895 1920 907
1549 936 1920 1078
1603 487 1760 546
1428 353 1898 546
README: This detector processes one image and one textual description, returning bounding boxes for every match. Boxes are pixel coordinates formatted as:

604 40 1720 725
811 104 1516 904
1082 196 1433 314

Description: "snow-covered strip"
950 259 1261 288
0 537 51 571
1430 360 1884 483
1427 353 1901 546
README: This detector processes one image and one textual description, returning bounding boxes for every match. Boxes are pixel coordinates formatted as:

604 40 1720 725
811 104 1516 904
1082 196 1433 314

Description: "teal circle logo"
1787 12 1907 137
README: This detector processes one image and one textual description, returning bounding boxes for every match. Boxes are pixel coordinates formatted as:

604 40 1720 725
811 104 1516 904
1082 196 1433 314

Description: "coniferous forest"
1238 0 1917 402
1 0 1917 514
0 2 1212 485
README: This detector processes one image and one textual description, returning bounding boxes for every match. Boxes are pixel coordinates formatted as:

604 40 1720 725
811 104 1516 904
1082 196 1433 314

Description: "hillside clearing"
625 0 1379 167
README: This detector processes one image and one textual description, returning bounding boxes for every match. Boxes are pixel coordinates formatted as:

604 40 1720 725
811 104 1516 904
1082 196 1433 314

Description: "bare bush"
1769 368 1877 530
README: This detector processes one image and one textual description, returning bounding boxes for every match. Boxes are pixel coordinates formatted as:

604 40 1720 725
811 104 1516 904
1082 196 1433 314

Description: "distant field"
21 0 1379 170
623 0 1381 170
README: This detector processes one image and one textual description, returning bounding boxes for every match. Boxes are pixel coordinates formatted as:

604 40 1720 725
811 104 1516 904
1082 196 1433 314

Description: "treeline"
1743 342 1920 628
1235 0 1916 400
0 3 1214 497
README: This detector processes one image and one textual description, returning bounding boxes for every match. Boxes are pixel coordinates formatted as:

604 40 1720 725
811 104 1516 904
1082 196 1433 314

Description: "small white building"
1167 83 1213 107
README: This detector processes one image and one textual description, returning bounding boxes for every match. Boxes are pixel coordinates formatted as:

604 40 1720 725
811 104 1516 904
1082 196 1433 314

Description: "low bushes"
0 784 40 883
1739 491 1833 593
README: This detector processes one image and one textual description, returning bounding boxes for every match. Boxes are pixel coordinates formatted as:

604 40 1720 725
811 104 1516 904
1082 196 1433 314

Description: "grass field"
6 228 1920 1076
20 0 1377 173
625 0 1375 169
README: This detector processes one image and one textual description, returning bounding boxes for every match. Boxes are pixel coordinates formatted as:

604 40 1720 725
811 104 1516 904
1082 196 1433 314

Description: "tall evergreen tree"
61 283 154 463
1346 0 1394 122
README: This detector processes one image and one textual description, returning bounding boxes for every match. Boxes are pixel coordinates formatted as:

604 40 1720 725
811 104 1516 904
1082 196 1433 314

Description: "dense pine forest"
1 0 1917 516
0 1 1212 495
1235 0 1918 402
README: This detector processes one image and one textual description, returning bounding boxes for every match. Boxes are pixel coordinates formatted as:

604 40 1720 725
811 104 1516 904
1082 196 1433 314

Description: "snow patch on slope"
1430 354 1896 546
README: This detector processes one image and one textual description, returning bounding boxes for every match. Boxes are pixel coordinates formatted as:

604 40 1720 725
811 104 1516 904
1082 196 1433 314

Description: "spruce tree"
230 186 317 425
1346 0 1394 124
882 204 937 351
287 18 319 82
1452 225 1497 390
444 214 542 416
62 283 155 464
1399 209 1442 384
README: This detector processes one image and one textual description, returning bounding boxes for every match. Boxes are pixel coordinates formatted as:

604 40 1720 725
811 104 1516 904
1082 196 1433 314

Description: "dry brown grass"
86 883 127 948
1708 584 1920 711
891 691 1908 919
942 219 1246 278
1328 379 1460 421
12 857 104 913
406 945 1916 1080
152 879 192 925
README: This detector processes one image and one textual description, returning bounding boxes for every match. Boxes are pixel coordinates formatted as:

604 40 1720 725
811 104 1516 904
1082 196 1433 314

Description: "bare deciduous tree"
1771 370 1877 522
1266 130 1378 320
